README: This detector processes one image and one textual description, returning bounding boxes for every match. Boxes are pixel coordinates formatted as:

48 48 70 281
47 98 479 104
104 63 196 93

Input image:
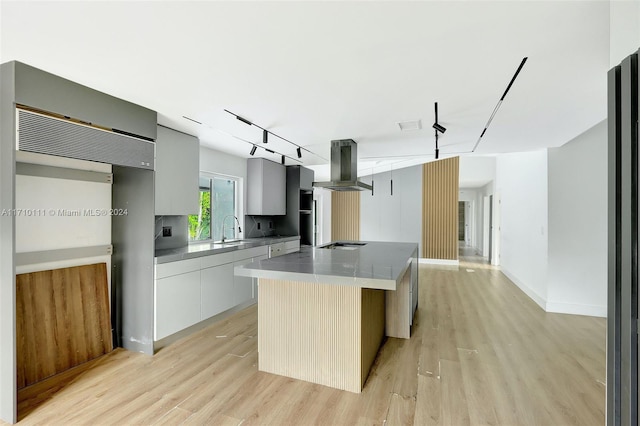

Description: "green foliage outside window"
188 190 211 240
188 176 237 242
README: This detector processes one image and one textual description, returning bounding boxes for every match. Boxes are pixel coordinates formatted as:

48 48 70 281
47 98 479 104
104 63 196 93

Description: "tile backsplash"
155 215 188 250
244 215 278 238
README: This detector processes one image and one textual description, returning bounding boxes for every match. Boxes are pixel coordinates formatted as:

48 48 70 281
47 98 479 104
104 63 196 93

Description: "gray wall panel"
608 65 622 426
13 61 156 140
619 54 638 426
360 165 422 255
0 60 17 424
112 166 155 355
608 49 639 426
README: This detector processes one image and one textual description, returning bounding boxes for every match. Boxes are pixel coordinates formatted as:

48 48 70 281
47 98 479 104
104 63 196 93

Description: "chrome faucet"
221 215 242 242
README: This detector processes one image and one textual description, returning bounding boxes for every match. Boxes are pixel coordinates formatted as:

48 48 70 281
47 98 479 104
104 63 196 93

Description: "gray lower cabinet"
233 260 254 306
201 262 234 320
154 245 269 341
155 269 201 341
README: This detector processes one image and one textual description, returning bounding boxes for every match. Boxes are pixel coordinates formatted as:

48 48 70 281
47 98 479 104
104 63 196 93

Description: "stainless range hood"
312 139 373 191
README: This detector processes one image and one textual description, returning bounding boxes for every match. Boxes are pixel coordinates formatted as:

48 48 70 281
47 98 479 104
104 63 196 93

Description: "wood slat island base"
258 278 385 393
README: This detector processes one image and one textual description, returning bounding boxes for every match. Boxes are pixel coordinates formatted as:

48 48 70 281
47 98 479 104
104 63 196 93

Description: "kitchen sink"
320 242 367 250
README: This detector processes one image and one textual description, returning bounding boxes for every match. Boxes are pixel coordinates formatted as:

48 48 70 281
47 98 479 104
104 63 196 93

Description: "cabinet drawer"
234 245 268 261
284 240 300 251
201 251 236 269
155 257 201 279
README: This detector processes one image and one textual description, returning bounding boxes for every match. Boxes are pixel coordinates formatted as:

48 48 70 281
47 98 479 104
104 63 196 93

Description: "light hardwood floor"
5 256 606 425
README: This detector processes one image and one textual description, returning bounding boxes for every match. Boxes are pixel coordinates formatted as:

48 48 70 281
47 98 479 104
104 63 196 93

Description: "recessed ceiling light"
398 120 422 131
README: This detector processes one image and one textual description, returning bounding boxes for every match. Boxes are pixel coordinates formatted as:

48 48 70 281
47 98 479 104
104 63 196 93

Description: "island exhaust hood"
312 139 373 191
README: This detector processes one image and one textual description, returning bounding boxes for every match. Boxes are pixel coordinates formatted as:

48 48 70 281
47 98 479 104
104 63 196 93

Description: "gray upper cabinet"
299 165 314 190
247 158 286 215
155 126 200 215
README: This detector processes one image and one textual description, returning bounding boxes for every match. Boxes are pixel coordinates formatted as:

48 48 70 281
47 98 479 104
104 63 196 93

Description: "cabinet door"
154 270 201 340
155 126 199 215
299 166 314 190
262 160 286 215
233 260 255 306
201 263 234 320
253 254 268 301
246 158 286 215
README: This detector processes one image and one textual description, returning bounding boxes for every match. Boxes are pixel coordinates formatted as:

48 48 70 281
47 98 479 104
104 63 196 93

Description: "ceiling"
0 1 610 180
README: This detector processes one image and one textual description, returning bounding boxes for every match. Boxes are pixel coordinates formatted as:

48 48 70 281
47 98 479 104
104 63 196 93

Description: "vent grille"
18 109 154 170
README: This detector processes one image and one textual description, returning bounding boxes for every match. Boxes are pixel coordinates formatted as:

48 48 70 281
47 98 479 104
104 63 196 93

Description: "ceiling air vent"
397 120 422 131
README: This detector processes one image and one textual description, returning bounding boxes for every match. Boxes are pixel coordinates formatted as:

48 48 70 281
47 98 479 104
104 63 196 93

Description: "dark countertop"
154 235 300 264
234 241 418 290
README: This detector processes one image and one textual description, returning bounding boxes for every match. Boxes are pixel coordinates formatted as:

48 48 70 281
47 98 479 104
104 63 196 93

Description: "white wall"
610 0 640 67
496 150 549 309
459 156 496 187
14 151 113 286
547 121 607 317
200 145 247 180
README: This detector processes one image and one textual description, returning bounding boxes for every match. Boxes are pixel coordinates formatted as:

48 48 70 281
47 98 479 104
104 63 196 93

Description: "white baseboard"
546 302 606 318
500 267 547 311
500 268 606 318
419 258 459 266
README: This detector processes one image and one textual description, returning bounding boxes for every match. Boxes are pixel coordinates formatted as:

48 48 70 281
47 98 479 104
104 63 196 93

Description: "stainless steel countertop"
154 236 301 264
234 241 418 290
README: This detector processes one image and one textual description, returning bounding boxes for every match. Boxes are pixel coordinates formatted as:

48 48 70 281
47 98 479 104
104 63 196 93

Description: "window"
188 174 240 242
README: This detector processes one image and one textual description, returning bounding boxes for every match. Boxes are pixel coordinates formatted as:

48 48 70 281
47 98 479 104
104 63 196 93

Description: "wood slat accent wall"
422 157 460 260
331 191 360 241
258 279 385 393
360 288 385 387
16 263 112 389
258 279 363 392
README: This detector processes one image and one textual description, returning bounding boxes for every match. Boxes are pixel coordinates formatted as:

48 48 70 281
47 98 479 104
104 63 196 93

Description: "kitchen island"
234 241 418 393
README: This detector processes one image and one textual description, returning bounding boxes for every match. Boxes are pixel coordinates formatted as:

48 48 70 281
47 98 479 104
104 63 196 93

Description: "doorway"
458 201 465 242
488 195 493 264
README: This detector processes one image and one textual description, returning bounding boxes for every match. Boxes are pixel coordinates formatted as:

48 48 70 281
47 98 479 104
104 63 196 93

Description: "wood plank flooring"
5 256 606 425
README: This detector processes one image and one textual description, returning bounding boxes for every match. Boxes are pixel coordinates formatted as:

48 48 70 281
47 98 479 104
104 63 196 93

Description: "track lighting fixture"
224 109 328 162
473 57 528 152
432 123 447 133
433 102 444 159
236 115 253 126
183 113 304 164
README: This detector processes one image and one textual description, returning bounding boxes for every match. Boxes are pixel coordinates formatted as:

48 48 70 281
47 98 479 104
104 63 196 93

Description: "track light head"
263 130 268 144
265 148 275 154
297 147 302 158
236 115 253 126
250 145 257 156
281 155 285 165
432 123 446 133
